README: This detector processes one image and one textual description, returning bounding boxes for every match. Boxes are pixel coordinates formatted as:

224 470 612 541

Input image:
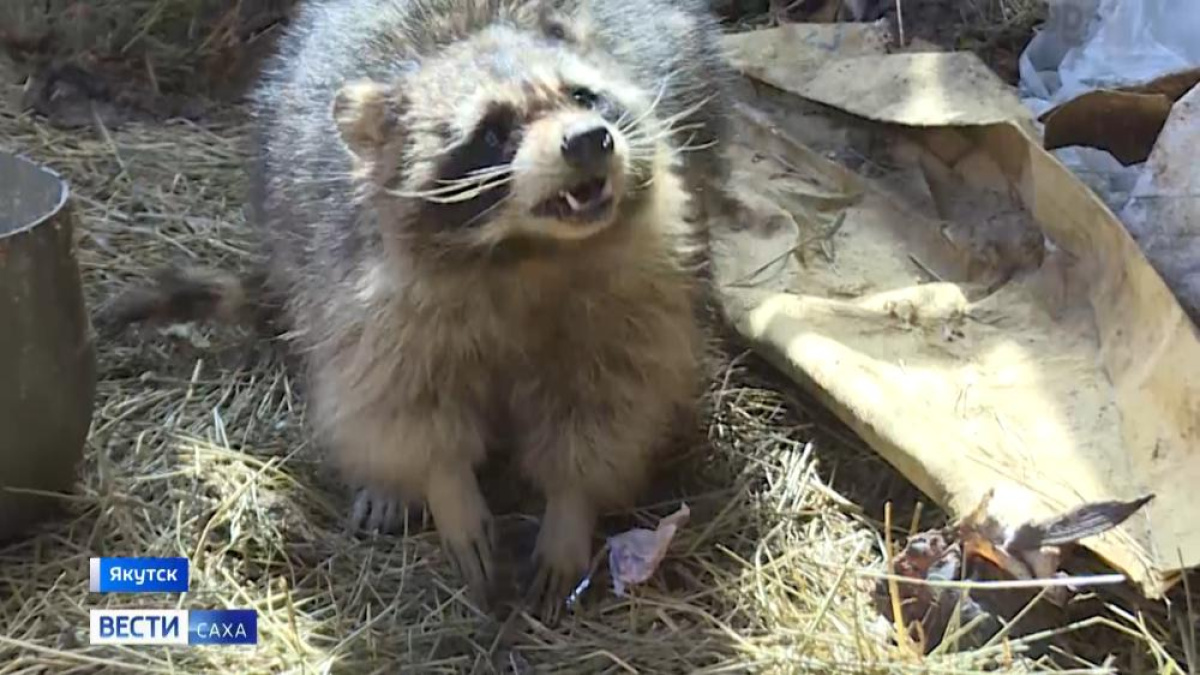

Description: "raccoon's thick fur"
108 0 735 615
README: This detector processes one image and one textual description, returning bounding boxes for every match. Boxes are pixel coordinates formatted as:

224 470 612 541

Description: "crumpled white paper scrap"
606 503 690 597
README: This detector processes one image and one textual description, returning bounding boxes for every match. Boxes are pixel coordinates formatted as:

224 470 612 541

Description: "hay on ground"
0 59 1194 675
0 0 294 102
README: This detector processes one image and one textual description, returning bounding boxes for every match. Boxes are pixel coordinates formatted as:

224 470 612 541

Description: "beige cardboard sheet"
713 26 1200 597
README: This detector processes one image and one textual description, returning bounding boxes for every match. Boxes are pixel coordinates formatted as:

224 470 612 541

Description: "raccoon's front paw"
348 487 418 534
425 466 495 608
526 495 595 624
440 514 496 608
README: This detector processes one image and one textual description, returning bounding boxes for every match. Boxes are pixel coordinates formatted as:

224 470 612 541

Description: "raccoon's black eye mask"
543 19 569 41
417 104 521 229
568 86 599 109
566 85 622 124
442 104 521 178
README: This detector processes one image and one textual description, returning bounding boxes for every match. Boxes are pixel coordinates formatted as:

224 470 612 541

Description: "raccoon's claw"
424 466 496 608
348 488 412 534
525 555 582 626
442 517 496 608
525 495 594 624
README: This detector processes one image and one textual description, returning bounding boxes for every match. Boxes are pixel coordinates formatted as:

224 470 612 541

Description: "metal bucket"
0 151 96 541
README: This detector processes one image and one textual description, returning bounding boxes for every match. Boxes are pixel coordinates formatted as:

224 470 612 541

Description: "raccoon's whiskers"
388 173 514 203
464 194 513 230
431 165 514 188
660 95 714 130
388 164 513 198
618 92 713 161
621 74 675 134
425 176 514 204
625 121 707 146
450 165 514 181
673 139 719 154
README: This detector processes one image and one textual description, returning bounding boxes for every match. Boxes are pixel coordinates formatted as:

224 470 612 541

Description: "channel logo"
90 609 258 645
89 610 187 645
189 610 258 645
89 557 189 593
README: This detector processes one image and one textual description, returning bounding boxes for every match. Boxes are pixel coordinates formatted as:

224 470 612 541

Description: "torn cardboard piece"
1038 67 1200 165
714 25 1200 598
724 27 1036 132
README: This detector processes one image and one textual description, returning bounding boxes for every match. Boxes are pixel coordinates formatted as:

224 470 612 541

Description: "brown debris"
1040 68 1200 166
875 490 1155 654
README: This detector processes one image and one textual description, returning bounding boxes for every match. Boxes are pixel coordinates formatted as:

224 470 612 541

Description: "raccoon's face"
332 25 680 252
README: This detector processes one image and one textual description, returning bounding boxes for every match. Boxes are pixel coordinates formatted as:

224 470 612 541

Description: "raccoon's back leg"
349 486 421 534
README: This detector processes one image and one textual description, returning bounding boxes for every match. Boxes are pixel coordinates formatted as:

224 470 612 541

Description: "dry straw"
0 55 1192 675
0 0 292 99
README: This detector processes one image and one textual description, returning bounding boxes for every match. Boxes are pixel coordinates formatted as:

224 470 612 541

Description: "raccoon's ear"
332 80 404 158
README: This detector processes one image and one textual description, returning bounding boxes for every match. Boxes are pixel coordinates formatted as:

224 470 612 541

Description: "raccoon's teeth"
600 178 613 199
561 190 583 211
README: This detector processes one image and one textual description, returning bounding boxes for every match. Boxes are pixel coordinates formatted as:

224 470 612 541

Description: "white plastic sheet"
1018 0 1200 320
1019 0 1200 115
1018 0 1200 211
1119 85 1200 321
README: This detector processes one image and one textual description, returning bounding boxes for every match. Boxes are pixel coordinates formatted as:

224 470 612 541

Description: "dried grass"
0 60 1193 674
0 0 293 99
896 0 1047 83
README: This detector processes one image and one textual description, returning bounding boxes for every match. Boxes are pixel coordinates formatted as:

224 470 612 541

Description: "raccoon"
108 0 735 616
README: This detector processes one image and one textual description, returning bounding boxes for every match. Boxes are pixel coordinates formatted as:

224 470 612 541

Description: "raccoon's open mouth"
534 177 614 223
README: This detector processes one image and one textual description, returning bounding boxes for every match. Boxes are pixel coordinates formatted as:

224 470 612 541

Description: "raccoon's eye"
478 109 515 151
544 20 568 41
569 86 600 109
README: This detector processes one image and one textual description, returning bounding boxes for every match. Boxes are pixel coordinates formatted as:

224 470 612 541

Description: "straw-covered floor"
0 7 1195 673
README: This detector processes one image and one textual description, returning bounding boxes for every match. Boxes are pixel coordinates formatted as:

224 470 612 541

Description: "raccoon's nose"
561 123 613 172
